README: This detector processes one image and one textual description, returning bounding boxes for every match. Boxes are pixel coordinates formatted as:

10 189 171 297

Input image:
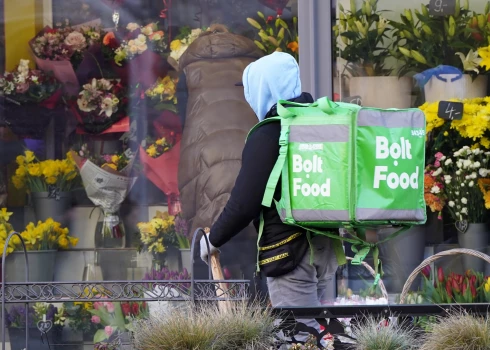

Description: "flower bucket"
31 191 72 226
458 223 489 273
348 76 412 108
180 248 192 273
143 284 189 317
4 250 57 282
424 74 488 103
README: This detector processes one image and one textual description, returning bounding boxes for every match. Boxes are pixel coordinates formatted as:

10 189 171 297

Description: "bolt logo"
292 154 331 197
373 136 419 190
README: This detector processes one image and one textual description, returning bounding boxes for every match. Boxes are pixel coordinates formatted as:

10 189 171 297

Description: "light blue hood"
243 52 301 121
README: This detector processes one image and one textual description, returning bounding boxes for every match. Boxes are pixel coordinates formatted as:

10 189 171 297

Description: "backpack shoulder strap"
246 116 282 143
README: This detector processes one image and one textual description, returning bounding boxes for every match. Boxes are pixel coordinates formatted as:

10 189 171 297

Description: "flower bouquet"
71 144 137 248
70 78 128 134
89 301 148 347
139 133 181 210
11 150 81 223
103 22 169 88
137 211 178 258
18 218 79 251
30 21 105 95
168 27 205 70
0 59 62 139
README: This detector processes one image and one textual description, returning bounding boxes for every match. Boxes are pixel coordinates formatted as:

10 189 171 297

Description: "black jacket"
209 92 315 247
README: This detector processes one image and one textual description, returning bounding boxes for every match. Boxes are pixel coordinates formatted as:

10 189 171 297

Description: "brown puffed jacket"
177 29 263 236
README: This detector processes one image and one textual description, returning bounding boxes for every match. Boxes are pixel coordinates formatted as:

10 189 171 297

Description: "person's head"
240 52 301 121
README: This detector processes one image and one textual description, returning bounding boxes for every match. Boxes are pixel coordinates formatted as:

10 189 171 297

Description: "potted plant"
391 1 490 102
0 59 62 140
336 0 412 108
4 217 78 282
426 146 490 272
11 150 81 224
246 12 299 62
6 302 66 350
142 267 191 317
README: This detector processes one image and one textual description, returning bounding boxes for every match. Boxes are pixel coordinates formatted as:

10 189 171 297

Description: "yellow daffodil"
24 150 35 163
0 208 13 222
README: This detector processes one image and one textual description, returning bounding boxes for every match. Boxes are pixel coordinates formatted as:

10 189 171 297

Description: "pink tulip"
104 302 115 313
91 315 101 324
93 302 103 310
104 326 113 337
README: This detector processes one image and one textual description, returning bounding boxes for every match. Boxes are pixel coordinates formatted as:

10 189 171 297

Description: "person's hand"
200 232 219 264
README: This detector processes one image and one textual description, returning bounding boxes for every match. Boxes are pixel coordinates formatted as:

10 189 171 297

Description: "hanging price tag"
438 101 463 120
429 0 456 16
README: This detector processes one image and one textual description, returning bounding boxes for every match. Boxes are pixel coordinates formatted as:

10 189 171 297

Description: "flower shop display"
142 267 191 317
6 303 66 350
144 75 178 114
102 22 169 88
335 0 411 108
70 78 128 134
30 21 105 95
425 147 490 271
4 218 78 282
167 27 205 70
71 144 136 248
0 59 62 139
89 300 148 347
391 2 490 102
11 150 80 224
246 13 298 62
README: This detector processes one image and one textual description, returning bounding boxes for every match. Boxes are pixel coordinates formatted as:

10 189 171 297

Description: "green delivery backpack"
248 97 427 275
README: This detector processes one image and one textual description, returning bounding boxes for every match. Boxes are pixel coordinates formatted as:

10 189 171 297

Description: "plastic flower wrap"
11 150 80 193
19 218 78 251
29 20 105 95
139 132 180 205
71 78 128 134
71 145 137 245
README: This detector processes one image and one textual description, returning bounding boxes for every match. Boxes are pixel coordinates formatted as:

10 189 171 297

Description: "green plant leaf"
94 329 108 343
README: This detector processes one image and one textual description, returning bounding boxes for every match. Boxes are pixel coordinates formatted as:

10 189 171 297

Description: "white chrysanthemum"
461 207 468 214
431 185 440 194
463 159 472 168
479 168 489 177
472 161 481 168
448 201 455 207
461 197 468 204
469 181 474 187
444 158 453 166
456 170 462 175
433 168 442 176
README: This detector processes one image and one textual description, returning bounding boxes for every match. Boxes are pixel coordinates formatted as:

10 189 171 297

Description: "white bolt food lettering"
292 154 331 197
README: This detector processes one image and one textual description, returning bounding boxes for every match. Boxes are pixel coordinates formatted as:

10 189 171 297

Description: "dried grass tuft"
350 315 420 350
132 299 279 350
420 310 490 350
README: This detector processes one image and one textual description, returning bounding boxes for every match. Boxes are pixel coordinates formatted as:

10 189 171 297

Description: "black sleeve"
209 125 280 247
176 72 188 129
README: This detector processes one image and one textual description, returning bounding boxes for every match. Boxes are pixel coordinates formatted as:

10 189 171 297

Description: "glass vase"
94 210 126 249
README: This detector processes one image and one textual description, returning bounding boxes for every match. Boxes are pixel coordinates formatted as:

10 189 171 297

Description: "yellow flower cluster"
485 277 490 293
137 211 175 254
0 208 15 257
419 97 490 149
145 137 172 158
145 76 178 104
12 150 79 192
20 218 78 251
